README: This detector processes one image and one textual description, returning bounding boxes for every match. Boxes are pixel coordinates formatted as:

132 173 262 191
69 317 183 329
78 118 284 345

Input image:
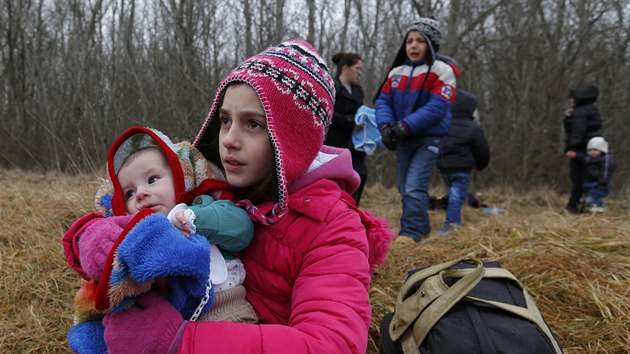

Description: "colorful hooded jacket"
175 145 393 353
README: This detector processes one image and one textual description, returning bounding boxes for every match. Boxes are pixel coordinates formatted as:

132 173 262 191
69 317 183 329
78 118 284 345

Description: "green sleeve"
188 195 254 260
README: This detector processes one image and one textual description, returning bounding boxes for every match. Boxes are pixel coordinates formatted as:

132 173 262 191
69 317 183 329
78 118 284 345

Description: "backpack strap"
439 267 562 354
389 258 485 354
460 268 562 354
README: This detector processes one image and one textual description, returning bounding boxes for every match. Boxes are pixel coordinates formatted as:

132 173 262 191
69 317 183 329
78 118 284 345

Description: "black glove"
380 124 398 151
391 121 411 137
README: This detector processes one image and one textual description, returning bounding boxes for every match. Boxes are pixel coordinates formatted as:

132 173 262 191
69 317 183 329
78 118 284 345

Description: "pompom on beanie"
194 40 335 224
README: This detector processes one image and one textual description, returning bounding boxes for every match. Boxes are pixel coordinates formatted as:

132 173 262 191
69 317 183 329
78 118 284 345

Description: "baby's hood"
96 126 229 216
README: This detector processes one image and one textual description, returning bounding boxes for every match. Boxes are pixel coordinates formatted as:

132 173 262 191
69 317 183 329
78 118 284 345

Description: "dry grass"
1 170 628 353
362 184 630 354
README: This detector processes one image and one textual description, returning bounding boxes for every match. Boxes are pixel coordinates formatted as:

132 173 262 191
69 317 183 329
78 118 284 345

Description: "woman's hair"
331 52 362 77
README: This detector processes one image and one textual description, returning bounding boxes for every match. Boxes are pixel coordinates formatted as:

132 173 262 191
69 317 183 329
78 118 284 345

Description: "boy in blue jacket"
375 17 457 241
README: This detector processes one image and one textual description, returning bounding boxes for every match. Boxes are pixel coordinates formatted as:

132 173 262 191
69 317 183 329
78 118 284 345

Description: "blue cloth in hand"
352 105 383 155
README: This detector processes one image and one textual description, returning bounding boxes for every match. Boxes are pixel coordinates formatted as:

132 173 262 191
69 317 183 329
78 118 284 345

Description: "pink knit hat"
194 40 335 223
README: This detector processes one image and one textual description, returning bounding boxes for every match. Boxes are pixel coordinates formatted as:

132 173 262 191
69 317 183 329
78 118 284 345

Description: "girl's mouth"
223 157 244 172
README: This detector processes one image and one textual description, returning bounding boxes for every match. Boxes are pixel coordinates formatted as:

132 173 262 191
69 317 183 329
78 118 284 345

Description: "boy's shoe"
587 205 605 213
439 223 460 236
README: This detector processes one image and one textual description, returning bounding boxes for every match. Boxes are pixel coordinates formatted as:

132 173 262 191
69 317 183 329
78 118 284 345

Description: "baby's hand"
172 210 193 236
167 203 196 237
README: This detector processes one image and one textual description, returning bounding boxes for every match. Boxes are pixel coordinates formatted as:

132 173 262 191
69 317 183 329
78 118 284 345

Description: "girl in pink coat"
77 40 393 353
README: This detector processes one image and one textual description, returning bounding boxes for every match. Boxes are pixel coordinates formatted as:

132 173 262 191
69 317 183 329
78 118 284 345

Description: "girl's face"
218 84 273 188
405 30 428 62
342 60 363 85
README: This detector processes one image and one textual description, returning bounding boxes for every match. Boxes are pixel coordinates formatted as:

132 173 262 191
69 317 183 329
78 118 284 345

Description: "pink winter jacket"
178 147 393 353
63 147 392 353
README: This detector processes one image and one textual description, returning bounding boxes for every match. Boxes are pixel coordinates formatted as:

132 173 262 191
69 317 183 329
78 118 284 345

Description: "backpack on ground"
380 258 563 354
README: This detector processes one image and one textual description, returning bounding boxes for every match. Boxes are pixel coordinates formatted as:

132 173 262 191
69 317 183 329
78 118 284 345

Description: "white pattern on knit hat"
194 40 335 224
405 17 441 52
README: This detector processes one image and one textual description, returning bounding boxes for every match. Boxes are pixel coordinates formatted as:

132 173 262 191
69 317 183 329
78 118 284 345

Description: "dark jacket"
564 84 602 152
579 152 617 186
437 90 490 172
324 77 364 152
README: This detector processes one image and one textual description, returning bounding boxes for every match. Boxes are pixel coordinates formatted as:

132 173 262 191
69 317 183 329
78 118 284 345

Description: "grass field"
1 169 628 353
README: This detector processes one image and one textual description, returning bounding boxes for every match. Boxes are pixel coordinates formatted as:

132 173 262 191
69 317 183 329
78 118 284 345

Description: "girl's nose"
222 127 241 149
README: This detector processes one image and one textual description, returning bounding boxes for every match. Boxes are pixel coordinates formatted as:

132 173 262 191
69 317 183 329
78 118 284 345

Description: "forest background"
1 0 629 194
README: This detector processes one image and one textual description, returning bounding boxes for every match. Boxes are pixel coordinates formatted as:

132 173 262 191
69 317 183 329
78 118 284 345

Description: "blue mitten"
110 213 212 317
67 320 106 354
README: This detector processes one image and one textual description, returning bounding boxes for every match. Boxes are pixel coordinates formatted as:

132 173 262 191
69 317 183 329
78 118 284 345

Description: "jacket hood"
289 145 360 194
98 126 230 216
451 90 477 119
570 84 599 106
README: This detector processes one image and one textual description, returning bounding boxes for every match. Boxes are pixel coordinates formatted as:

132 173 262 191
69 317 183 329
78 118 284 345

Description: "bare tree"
0 0 628 196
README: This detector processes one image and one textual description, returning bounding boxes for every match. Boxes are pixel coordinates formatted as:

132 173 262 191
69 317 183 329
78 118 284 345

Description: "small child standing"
436 90 490 234
578 136 616 212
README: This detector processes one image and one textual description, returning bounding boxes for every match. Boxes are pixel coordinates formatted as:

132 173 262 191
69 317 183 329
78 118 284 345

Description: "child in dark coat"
437 90 490 234
578 136 616 213
563 84 602 213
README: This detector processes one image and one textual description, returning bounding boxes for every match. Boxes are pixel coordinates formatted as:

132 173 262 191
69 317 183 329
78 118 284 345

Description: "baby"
65 126 256 353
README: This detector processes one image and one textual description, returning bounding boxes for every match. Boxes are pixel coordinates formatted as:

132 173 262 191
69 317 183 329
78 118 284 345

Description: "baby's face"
587 149 602 158
118 149 176 216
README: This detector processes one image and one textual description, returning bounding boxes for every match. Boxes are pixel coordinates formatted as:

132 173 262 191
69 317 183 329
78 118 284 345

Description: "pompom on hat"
587 136 608 154
194 40 335 224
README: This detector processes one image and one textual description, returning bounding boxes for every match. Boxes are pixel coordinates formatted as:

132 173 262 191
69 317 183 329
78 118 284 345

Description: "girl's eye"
124 190 135 200
148 176 158 184
247 120 264 129
220 115 231 126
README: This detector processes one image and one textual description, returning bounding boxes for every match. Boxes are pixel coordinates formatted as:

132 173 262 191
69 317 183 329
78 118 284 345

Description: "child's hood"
451 90 477 120
570 84 599 106
288 145 360 195
289 145 393 273
97 126 229 216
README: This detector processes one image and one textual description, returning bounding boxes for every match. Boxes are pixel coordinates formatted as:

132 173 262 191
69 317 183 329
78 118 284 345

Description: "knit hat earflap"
96 126 230 216
194 40 335 224
587 136 608 154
